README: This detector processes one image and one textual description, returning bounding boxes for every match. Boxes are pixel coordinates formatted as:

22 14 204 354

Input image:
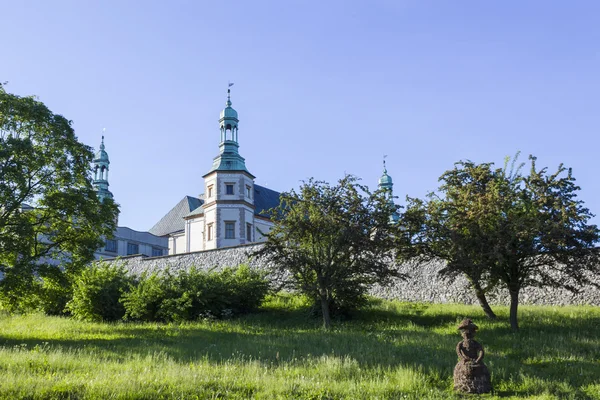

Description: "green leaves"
405 154 600 330
257 175 404 328
0 87 119 309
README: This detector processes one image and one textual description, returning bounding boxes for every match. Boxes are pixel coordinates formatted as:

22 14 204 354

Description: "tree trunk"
509 289 519 331
320 296 331 330
473 282 497 320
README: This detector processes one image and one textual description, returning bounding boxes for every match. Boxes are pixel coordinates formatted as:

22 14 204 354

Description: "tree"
491 155 599 330
0 84 119 310
404 155 600 330
401 161 504 320
255 175 404 329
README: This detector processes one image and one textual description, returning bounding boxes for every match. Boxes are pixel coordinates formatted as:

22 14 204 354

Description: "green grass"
0 295 599 399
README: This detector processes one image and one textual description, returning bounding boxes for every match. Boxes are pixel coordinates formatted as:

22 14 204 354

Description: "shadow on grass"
1 301 599 398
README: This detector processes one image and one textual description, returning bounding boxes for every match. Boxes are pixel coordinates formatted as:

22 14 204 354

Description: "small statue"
453 318 492 394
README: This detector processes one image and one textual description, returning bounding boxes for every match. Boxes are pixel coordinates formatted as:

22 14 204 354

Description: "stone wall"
104 244 600 306
105 243 266 276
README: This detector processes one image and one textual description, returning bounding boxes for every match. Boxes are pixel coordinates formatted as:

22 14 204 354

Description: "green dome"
220 105 238 120
379 172 392 186
94 137 109 163
220 95 238 120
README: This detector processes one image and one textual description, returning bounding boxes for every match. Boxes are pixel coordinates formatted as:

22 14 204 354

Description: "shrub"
37 271 73 316
221 265 271 314
67 261 132 321
122 265 270 322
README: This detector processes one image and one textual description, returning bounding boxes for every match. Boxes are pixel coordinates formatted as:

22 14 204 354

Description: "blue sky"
3 1 599 230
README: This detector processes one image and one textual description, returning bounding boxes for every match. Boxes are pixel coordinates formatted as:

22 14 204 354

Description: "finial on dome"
383 155 388 174
226 82 234 107
100 129 106 150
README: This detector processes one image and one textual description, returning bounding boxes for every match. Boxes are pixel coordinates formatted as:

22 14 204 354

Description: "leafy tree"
255 175 404 329
404 155 599 330
0 84 119 310
401 161 504 319
491 156 599 330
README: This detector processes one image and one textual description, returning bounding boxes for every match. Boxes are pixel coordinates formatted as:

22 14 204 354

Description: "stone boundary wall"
103 244 600 306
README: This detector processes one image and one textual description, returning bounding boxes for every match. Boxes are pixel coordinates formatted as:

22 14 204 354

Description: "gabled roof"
254 184 281 217
149 196 203 237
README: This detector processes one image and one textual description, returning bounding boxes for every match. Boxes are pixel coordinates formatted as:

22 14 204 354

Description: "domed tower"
93 135 113 203
205 88 252 174
378 158 399 223
202 87 256 250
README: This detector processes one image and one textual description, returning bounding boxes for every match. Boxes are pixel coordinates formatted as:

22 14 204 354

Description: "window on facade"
208 185 214 198
207 223 213 241
226 184 234 195
105 239 117 252
246 223 252 241
152 247 163 257
225 221 235 239
246 185 252 198
127 242 139 255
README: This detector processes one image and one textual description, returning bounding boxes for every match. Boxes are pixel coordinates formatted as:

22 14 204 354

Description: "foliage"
36 268 73 316
67 261 132 321
1 298 600 399
404 154 600 330
255 175 404 329
0 84 119 309
401 161 504 319
122 265 270 322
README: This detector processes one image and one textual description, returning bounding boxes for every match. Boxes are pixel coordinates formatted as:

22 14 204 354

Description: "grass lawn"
0 295 599 399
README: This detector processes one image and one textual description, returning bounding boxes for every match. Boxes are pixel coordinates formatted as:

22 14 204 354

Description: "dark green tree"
0 84 119 311
403 155 599 330
255 175 404 329
491 155 599 330
401 161 504 320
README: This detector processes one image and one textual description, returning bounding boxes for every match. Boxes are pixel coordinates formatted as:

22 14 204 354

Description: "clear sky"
3 1 599 230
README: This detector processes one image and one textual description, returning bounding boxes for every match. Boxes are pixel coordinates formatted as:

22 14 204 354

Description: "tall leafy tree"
0 84 119 310
491 155 599 330
404 155 599 330
256 175 404 329
401 161 504 319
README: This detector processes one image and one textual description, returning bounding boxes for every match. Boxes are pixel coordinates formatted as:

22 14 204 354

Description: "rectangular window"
208 185 214 198
225 221 235 239
151 247 163 257
246 185 252 198
105 239 117 252
226 184 234 195
246 223 252 241
207 223 213 241
127 242 139 255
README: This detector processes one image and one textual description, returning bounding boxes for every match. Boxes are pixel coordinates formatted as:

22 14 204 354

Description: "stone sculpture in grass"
453 318 492 394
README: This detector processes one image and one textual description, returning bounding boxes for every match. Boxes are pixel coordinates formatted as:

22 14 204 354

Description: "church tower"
378 159 399 223
202 88 256 250
93 135 113 203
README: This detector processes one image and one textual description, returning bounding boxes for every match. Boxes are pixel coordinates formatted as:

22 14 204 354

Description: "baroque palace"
96 88 397 257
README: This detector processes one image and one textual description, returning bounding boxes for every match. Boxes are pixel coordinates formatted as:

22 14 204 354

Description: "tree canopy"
0 84 119 310
403 155 600 330
255 175 404 329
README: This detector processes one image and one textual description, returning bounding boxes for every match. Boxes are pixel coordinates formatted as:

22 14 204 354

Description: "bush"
67 261 132 321
122 265 270 322
37 271 73 316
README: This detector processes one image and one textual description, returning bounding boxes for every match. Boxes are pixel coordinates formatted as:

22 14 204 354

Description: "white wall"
254 219 273 242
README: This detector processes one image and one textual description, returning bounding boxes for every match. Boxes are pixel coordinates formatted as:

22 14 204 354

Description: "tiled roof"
148 196 203 236
184 204 204 218
254 184 281 217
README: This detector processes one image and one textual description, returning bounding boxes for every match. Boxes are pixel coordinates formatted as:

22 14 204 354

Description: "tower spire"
205 86 253 176
378 156 398 223
93 131 113 202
